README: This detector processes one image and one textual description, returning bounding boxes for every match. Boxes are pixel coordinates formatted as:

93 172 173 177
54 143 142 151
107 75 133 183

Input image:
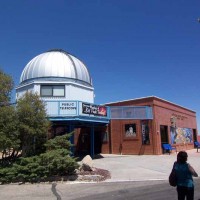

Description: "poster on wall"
170 127 193 144
141 121 150 145
82 103 107 116
125 124 136 137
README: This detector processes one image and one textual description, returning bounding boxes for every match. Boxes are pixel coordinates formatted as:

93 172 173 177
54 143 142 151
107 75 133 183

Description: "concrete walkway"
92 149 200 182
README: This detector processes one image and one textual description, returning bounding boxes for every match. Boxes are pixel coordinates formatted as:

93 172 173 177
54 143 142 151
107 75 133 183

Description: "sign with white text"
82 103 107 116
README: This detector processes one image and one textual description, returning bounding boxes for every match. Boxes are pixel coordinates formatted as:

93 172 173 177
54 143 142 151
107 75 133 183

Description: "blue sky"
0 0 200 131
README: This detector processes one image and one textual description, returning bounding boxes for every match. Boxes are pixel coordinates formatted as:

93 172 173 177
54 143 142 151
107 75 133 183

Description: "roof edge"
104 96 196 113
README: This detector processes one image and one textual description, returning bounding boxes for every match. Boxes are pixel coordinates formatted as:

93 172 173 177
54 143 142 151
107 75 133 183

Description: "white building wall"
16 84 34 100
16 81 94 103
67 84 94 103
39 83 94 103
34 84 40 95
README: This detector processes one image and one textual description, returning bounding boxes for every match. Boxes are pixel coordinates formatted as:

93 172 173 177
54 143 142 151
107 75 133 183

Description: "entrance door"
79 133 90 156
94 131 102 154
193 129 197 142
193 129 197 148
160 125 168 154
160 125 168 144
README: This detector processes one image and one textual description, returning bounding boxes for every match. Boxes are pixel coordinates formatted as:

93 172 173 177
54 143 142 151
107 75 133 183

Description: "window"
126 111 132 118
41 85 65 97
41 86 53 96
53 86 65 96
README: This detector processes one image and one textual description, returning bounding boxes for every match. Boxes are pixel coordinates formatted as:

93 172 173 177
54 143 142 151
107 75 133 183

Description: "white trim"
16 80 94 91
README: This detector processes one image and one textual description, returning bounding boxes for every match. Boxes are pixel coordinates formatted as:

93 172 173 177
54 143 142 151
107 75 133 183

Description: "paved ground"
0 180 179 200
0 149 200 200
0 180 186 200
92 149 200 182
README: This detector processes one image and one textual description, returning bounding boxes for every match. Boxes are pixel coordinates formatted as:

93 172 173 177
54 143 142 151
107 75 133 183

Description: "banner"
82 103 107 116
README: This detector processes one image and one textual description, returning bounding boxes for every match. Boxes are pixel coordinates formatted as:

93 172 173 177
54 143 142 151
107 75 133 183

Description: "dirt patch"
78 167 111 182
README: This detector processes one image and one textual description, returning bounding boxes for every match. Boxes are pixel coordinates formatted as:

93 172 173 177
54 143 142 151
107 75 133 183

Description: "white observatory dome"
20 49 92 86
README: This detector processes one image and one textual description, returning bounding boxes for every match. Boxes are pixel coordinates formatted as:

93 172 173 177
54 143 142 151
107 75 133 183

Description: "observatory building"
16 49 109 157
16 49 198 157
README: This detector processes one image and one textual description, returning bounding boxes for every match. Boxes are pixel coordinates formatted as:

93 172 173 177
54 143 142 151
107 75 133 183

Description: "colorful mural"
170 127 193 144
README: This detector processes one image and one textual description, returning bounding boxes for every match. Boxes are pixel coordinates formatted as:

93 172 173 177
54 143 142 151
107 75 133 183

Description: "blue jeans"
177 186 194 200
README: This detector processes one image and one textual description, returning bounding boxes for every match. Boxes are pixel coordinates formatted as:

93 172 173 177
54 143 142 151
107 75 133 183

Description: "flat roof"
104 96 196 113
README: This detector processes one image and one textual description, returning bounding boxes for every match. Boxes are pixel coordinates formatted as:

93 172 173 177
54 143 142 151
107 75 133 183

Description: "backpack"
169 163 177 187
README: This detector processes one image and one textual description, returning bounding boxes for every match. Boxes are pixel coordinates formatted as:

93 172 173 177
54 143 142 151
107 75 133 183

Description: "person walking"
174 151 198 200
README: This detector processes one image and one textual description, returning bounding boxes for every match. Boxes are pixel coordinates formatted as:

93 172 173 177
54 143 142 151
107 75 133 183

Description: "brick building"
99 96 198 155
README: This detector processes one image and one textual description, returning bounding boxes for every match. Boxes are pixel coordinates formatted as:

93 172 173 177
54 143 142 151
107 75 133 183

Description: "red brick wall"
105 97 198 155
106 119 155 155
153 98 197 153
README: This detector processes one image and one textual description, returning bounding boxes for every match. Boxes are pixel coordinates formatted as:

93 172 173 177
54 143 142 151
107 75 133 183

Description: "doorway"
77 132 90 156
160 125 169 144
193 129 197 148
76 127 105 157
193 129 197 141
94 131 102 154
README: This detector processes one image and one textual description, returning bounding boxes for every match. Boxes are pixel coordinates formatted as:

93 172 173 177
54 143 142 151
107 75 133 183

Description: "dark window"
41 85 65 97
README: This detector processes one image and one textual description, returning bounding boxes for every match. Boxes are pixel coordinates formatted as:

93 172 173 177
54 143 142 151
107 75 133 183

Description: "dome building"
16 49 109 158
16 49 94 103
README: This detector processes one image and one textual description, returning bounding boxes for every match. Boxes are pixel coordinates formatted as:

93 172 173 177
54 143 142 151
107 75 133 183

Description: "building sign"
59 102 77 115
82 103 107 116
171 113 187 120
